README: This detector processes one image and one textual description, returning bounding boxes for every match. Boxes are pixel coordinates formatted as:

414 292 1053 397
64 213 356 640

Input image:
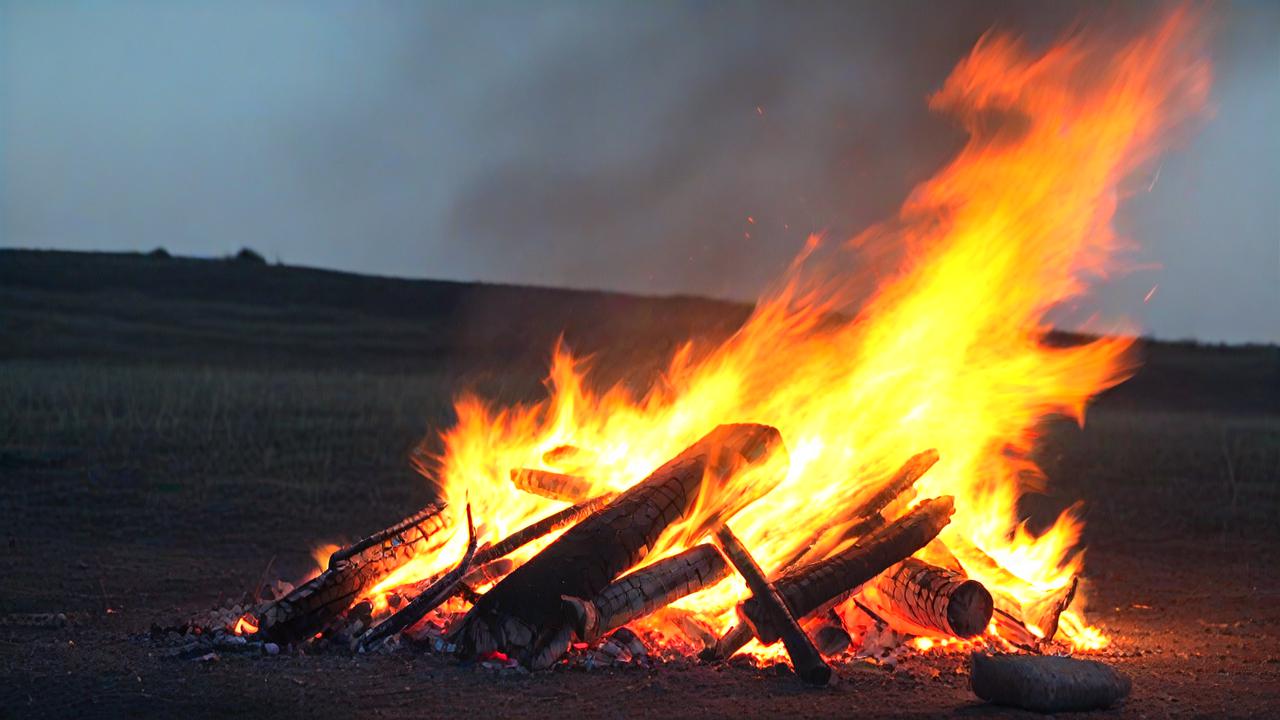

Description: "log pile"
451 423 785 668
213 423 1121 696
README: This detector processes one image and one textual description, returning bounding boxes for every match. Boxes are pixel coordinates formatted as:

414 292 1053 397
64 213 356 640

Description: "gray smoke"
2 1 1276 342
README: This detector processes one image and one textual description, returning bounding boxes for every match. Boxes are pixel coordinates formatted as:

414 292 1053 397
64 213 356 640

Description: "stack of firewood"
243 424 1079 687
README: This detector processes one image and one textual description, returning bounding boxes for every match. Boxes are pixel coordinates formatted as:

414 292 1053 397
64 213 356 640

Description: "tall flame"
375 11 1210 653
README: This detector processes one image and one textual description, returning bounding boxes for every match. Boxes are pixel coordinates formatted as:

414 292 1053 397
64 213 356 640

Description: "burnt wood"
454 423 785 666
844 449 939 535
257 502 450 642
811 608 853 656
563 544 730 642
786 449 939 569
873 557 993 638
510 468 595 503
716 524 831 686
357 505 478 650
471 493 616 570
739 496 955 646
369 495 615 646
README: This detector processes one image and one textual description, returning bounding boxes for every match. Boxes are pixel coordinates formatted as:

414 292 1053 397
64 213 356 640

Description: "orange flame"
375 11 1209 654
233 615 259 636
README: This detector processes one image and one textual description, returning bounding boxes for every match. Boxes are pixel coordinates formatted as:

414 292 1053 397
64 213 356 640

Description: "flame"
374 11 1209 655
233 615 259 636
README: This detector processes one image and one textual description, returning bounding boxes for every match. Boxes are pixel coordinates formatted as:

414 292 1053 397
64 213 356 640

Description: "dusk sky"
2 1 1276 343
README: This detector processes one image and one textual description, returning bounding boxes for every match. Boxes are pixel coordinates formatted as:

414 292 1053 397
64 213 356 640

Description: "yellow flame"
374 11 1209 655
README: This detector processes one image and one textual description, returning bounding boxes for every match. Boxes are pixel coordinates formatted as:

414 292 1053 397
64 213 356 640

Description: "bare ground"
2 364 1277 719
1 252 1278 718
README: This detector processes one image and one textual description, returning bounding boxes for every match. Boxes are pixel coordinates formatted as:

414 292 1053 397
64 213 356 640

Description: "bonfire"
177 9 1209 713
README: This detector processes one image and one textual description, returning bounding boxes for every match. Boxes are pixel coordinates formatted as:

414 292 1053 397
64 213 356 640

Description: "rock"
264 642 280 656
971 652 1131 713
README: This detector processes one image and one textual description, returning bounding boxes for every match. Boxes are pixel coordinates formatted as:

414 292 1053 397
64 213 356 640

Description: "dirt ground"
2 252 1278 718
3 365 1277 719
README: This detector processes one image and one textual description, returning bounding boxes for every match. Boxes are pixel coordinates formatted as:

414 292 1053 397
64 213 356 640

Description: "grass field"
1 249 1277 718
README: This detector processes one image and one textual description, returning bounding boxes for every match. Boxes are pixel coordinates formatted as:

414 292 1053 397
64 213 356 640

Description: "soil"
2 251 1277 718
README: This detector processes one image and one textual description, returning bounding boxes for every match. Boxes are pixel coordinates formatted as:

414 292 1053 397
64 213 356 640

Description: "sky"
2 1 1277 343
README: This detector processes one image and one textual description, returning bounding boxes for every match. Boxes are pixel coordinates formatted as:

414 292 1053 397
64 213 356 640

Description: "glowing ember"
365 11 1208 658
233 615 259 636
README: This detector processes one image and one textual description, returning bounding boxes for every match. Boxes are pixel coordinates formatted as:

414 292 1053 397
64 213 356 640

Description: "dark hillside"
2 249 1275 413
0 250 748 380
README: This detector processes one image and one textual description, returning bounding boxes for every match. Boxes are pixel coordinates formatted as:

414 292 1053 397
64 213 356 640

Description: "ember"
182 8 1207 698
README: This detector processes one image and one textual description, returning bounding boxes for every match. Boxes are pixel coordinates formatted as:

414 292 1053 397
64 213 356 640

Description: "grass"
0 249 1277 618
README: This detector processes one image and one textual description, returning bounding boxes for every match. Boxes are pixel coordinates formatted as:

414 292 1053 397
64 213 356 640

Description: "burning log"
715 524 831 686
736 496 955 649
949 536 1079 644
454 423 785 668
357 505 477 650
370 494 615 645
471 493 616 570
257 502 450 642
872 558 993 638
970 652 1131 712
842 449 939 539
781 449 939 570
510 468 595 503
562 544 730 642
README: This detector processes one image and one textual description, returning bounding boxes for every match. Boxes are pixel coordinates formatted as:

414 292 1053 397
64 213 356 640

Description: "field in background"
1 249 1277 718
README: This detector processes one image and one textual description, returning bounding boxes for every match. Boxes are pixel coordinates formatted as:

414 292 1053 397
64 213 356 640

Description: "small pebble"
264 642 280 656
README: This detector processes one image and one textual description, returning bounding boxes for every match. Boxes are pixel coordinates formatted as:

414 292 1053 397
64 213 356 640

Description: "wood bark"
716 524 831 686
949 536 1078 645
453 423 785 667
357 504 477 650
970 652 1131 712
873 558 993 638
562 544 730 642
738 496 955 646
471 493 616 570
510 468 595 503
369 494 615 646
257 502 450 642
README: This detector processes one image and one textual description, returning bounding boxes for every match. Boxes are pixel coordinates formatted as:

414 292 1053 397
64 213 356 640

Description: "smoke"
2 1 1276 342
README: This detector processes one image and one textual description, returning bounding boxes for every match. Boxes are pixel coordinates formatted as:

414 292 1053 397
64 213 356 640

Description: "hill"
1 248 1275 413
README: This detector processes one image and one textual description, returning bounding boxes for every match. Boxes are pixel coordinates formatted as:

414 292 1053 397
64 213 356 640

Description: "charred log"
257 502 450 642
563 544 730 642
738 496 955 647
784 449 939 569
716 524 831 686
950 536 1079 644
970 652 1131 712
811 608 852 657
357 505 477 650
700 623 753 663
510 468 595 503
369 495 614 646
454 424 786 668
471 493 616 570
873 558 993 638
842 449 939 539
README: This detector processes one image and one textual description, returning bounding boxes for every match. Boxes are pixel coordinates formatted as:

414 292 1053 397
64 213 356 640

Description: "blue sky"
2 1 1276 343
